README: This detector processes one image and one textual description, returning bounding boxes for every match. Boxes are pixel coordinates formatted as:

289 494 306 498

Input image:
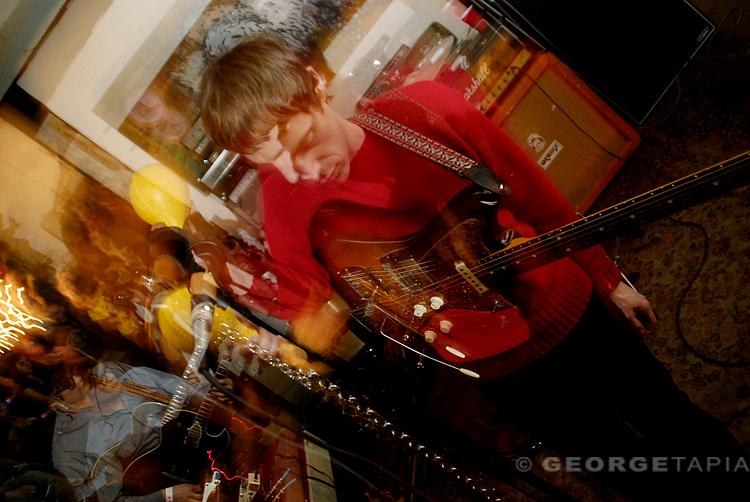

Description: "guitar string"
487 157 746 282
349 170 698 296
96 377 172 404
343 156 750 317
190 359 232 427
95 375 221 422
342 169 677 318
473 157 750 279
342 157 750 324
465 162 748 297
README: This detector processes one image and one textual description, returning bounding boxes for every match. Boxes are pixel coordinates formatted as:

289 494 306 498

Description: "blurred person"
54 268 147 351
198 33 748 501
51 356 235 502
0 467 73 502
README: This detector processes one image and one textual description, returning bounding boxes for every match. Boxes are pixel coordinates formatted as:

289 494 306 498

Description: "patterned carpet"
590 54 750 453
331 55 750 502
478 52 750 502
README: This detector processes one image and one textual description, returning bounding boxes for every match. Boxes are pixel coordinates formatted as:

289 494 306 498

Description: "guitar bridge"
381 252 434 293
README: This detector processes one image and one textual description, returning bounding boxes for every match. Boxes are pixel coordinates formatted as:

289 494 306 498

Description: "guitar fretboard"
95 377 172 405
480 151 750 279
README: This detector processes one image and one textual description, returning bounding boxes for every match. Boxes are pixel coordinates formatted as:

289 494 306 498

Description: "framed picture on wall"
19 0 477 196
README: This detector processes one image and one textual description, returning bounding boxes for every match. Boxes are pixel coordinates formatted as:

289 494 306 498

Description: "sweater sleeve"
258 171 336 318
394 81 622 295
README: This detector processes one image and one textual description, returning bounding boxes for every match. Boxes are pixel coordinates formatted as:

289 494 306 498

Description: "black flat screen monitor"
478 0 715 123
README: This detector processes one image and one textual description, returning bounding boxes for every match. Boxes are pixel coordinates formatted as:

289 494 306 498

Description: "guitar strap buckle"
462 164 512 196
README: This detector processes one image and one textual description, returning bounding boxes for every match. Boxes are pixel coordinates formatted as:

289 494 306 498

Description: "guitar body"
309 151 750 370
312 187 532 364
123 404 230 495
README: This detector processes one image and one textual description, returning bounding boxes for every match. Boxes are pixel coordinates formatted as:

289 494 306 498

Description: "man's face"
57 375 90 406
244 104 353 184
243 67 360 185
15 356 34 375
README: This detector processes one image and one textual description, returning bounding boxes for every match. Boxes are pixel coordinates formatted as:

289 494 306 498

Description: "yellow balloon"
158 287 194 351
129 163 191 227
157 287 257 352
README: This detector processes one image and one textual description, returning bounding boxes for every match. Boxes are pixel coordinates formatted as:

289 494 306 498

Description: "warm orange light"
0 280 46 354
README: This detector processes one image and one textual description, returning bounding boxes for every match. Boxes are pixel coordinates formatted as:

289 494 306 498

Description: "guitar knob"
424 330 437 343
430 297 444 309
413 304 427 317
439 320 453 333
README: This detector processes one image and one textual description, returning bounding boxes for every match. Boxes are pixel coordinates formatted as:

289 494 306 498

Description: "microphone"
162 273 217 425
187 268 219 375
189 274 216 351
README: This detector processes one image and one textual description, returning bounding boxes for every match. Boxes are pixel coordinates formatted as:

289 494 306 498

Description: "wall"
1 0 749 268
0 0 67 99
0 106 68 267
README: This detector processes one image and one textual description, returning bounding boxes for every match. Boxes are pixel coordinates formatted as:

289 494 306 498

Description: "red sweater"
259 81 622 379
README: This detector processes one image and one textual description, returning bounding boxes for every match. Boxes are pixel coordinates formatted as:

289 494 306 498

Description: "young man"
200 33 746 500
52 359 230 502
200 33 654 369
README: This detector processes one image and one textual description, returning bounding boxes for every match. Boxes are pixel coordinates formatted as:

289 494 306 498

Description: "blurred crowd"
0 174 319 502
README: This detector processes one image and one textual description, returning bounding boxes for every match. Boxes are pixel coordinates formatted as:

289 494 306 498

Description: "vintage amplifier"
486 51 641 212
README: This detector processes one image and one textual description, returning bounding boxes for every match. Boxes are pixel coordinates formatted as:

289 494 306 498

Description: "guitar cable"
661 213 750 430
607 167 750 430
623 169 750 368
198 367 440 502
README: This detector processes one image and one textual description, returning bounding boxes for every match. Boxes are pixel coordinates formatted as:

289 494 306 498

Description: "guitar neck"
96 364 226 423
191 359 231 427
491 151 750 278
95 377 172 405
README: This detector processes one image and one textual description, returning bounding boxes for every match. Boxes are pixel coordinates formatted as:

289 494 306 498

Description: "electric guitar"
90 357 233 495
311 151 750 376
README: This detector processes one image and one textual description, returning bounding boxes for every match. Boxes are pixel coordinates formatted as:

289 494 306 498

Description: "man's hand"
608 281 658 337
168 484 202 502
209 378 233 402
12 417 30 429
4 485 36 501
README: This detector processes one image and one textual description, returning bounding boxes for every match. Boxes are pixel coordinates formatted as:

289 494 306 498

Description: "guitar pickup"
382 254 434 293
454 261 488 293
367 268 395 295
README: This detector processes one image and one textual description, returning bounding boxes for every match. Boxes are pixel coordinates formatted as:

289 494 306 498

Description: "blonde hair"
200 33 323 154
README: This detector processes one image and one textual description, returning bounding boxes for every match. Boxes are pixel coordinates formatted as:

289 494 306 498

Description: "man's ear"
306 66 327 102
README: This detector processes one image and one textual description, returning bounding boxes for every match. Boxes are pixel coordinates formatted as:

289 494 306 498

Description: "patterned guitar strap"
349 111 512 196
348 108 519 335
161 293 214 426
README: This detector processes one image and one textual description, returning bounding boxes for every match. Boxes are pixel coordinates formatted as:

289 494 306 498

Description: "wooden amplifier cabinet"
486 52 640 212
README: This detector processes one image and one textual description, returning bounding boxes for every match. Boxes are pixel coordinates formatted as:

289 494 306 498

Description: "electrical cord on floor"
676 7 745 92
699 7 750 61
622 168 750 368
199 366 440 502
664 213 750 432
667 214 750 368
